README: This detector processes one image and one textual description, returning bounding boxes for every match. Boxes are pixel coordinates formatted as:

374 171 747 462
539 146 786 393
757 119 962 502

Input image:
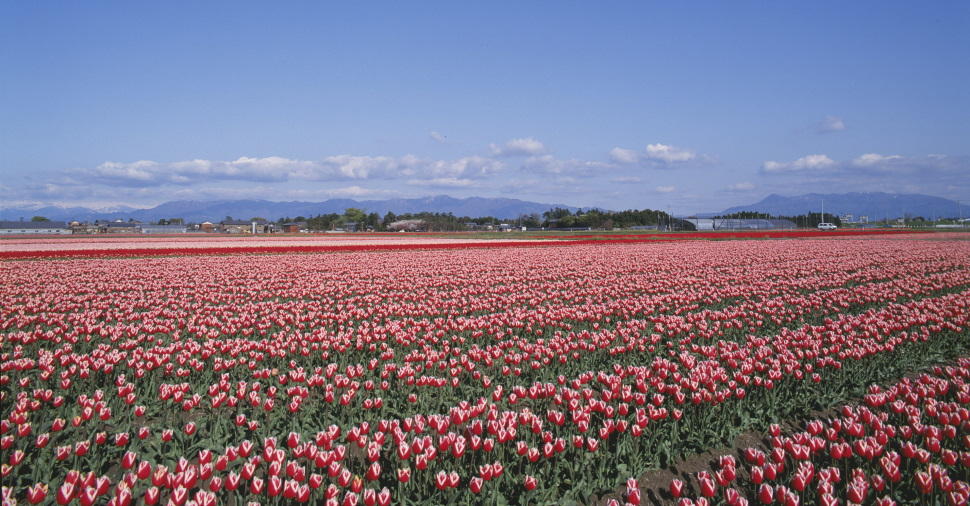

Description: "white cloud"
318 155 411 179
325 186 399 198
645 143 696 163
429 131 447 143
426 156 503 178
406 177 477 188
762 153 966 179
609 147 640 164
753 153 969 202
817 116 846 133
762 154 836 173
89 156 320 185
852 153 903 167
609 143 698 166
520 155 610 176
727 182 755 191
79 154 504 187
489 137 547 157
655 185 676 193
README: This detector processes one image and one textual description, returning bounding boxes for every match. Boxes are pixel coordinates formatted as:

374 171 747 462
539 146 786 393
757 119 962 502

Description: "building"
140 224 188 234
840 214 869 224
281 222 307 233
101 221 141 234
684 218 796 231
221 220 252 234
69 221 100 234
0 220 72 235
220 219 270 234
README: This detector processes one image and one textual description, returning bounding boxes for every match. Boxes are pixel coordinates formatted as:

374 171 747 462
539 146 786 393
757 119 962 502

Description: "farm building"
220 219 272 234
101 222 141 234
0 220 72 235
683 218 796 231
281 222 307 233
140 224 189 234
70 221 101 234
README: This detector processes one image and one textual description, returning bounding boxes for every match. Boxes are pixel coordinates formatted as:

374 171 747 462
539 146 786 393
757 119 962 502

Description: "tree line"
713 211 843 227
276 206 679 231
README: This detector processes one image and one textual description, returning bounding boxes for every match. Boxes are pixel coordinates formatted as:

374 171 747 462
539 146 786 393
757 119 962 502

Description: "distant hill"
0 196 579 223
702 192 965 220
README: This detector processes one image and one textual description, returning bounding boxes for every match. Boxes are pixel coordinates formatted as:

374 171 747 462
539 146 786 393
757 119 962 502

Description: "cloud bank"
488 138 547 157
2 136 965 213
609 143 700 166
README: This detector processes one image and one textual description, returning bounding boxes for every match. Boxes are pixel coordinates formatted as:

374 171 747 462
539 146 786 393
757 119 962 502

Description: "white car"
817 222 838 230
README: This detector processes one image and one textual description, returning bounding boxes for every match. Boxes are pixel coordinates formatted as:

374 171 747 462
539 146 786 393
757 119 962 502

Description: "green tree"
520 213 541 228
542 207 573 221
366 212 381 231
342 208 367 226
31 216 50 222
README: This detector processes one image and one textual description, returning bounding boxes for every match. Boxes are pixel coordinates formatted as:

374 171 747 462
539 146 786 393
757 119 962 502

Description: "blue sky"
1 1 968 214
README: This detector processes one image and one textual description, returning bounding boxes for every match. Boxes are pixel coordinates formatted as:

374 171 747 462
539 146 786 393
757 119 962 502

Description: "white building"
0 220 72 235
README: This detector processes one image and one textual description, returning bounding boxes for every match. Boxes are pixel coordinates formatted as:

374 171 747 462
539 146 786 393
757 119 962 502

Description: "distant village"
1 207 965 235
0 213 549 235
0 217 416 235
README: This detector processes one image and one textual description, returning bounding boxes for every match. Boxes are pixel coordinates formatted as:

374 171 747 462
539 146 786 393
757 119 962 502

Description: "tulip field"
2 234 969 505
664 359 970 506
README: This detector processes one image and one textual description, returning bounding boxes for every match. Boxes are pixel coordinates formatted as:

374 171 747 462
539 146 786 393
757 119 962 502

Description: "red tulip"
366 462 381 481
523 475 537 491
250 476 264 495
142 487 160 506
915 471 933 495
225 472 241 491
268 475 283 497
26 483 48 504
470 477 484 494
758 484 773 504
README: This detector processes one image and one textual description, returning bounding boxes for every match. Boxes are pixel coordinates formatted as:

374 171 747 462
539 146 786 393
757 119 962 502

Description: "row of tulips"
2 237 968 504
661 358 970 505
0 228 920 259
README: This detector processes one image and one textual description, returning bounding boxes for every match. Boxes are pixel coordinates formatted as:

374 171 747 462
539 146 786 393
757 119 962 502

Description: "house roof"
222 219 268 225
0 221 70 229
140 224 187 230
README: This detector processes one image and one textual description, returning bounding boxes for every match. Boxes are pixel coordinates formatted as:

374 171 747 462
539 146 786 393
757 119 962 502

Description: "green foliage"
541 207 676 229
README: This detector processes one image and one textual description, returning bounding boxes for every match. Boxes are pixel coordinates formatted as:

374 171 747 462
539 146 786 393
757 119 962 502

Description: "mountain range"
0 196 579 222
702 192 966 220
2 192 965 223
